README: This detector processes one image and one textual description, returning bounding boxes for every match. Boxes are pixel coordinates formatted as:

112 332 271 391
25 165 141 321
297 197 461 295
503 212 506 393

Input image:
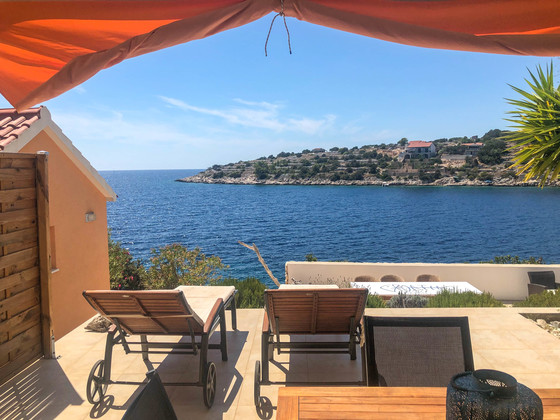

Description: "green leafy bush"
366 294 386 308
220 277 266 308
386 293 427 308
477 138 507 165
108 233 146 290
513 291 560 307
479 255 544 264
427 290 504 308
146 244 228 289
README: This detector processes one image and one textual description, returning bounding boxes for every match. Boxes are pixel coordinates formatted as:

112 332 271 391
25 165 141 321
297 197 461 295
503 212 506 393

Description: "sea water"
101 169 560 288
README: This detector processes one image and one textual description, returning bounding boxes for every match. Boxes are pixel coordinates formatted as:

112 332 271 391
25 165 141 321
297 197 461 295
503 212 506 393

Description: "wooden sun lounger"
83 288 233 408
254 288 368 408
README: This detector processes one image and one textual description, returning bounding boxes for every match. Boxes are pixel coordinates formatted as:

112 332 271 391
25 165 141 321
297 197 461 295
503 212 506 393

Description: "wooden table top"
276 387 560 420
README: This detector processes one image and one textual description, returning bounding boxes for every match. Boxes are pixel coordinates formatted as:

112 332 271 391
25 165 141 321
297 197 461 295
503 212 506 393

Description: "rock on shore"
177 173 549 187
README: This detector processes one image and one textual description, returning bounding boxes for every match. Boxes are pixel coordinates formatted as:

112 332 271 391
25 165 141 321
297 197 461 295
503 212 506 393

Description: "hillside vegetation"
179 129 557 186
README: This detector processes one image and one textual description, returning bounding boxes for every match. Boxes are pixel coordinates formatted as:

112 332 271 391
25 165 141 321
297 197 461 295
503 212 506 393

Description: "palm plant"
505 62 560 187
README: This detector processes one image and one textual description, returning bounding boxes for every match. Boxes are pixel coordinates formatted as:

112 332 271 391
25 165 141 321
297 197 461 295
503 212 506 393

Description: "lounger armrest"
262 312 270 333
203 298 224 334
528 283 548 295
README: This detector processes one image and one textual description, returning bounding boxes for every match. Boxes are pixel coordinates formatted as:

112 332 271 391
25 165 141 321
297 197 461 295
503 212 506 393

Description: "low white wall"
284 261 560 301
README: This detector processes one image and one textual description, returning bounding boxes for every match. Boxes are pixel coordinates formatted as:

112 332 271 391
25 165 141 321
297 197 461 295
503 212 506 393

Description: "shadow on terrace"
2 303 560 420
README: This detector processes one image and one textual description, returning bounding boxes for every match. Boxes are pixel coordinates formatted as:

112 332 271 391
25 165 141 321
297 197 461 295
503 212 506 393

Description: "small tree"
146 244 228 289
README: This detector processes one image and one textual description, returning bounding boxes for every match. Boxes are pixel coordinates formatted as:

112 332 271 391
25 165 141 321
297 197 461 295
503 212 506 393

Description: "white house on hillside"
400 141 437 160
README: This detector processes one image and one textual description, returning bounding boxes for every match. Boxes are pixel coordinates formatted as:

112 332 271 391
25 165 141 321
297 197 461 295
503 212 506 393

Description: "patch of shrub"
220 277 266 308
366 294 386 308
108 233 146 290
479 255 544 264
513 291 560 307
427 290 503 307
386 293 427 308
477 172 493 181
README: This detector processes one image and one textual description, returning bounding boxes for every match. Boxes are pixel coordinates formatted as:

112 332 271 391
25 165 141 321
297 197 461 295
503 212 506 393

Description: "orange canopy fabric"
2 0 560 110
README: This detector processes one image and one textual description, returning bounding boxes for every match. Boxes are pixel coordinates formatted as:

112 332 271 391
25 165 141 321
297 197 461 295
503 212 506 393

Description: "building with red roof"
401 140 437 160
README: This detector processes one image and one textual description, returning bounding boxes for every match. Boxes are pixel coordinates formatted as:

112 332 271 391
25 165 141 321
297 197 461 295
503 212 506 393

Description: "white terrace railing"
284 261 560 301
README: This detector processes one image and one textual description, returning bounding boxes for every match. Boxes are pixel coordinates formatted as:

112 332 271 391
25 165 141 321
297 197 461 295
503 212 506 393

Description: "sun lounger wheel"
87 360 108 404
254 360 261 408
203 362 217 408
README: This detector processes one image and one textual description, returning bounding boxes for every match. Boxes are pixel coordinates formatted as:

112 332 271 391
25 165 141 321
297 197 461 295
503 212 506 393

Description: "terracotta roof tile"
407 141 433 148
0 107 42 149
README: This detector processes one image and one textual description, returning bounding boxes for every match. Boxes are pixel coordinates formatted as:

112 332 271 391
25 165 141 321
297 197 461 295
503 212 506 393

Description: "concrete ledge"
285 261 560 301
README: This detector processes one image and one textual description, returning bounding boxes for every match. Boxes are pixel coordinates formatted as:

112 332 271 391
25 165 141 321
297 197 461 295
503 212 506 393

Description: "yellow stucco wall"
20 131 110 339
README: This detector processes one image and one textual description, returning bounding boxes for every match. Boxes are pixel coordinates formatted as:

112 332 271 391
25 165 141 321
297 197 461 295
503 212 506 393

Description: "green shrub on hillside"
513 291 560 307
366 294 386 308
478 138 507 165
220 277 266 308
427 290 504 308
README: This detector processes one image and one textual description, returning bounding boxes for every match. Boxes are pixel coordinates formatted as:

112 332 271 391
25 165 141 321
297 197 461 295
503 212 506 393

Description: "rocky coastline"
177 173 551 187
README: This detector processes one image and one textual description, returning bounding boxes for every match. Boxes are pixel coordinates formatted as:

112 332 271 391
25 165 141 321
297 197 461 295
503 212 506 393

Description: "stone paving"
1 307 559 419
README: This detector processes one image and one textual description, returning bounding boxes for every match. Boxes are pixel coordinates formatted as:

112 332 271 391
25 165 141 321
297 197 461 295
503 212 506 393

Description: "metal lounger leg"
230 297 237 330
360 343 367 385
220 307 228 361
103 327 117 383
199 334 209 384
349 316 357 360
261 330 270 383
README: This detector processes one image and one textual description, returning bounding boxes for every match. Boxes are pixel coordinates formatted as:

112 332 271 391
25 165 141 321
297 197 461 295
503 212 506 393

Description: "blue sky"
0 14 554 170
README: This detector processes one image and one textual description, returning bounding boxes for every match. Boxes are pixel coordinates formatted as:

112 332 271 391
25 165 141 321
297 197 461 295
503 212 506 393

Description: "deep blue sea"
101 169 560 288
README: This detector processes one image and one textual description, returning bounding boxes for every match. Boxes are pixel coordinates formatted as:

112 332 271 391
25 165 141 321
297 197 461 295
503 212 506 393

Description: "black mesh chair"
122 370 177 420
528 271 558 296
364 316 474 387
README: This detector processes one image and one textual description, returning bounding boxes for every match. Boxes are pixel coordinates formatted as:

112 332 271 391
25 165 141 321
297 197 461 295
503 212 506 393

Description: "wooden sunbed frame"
254 288 368 408
83 289 229 408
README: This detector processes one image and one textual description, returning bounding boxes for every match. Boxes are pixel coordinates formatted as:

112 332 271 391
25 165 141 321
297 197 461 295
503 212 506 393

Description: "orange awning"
2 0 560 110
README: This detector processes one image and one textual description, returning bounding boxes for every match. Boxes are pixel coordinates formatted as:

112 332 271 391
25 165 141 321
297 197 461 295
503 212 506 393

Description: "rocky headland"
177 130 558 187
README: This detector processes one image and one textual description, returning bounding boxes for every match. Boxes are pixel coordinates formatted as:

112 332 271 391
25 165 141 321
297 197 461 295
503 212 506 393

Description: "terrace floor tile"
0 307 559 419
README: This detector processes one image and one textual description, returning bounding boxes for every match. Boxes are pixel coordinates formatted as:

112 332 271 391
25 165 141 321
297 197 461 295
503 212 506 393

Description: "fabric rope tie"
265 0 292 56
